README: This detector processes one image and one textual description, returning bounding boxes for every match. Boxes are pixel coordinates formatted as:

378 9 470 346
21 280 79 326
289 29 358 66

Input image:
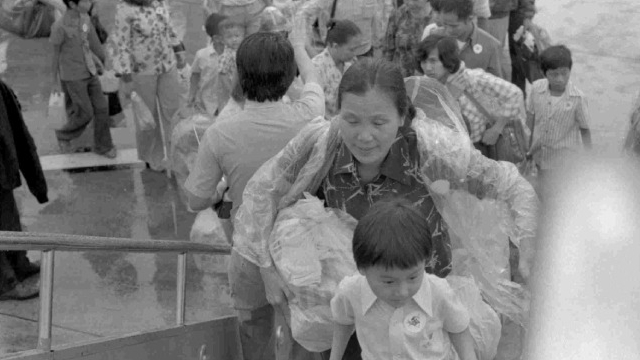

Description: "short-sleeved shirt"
112 0 181 76
191 46 236 116
184 82 325 218
318 127 452 277
331 273 470 360
311 48 352 117
527 79 591 170
50 10 102 81
384 4 431 77
428 24 504 79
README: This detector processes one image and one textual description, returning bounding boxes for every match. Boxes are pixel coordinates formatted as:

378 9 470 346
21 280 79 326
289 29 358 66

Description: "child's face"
360 261 425 308
223 26 245 50
545 67 571 93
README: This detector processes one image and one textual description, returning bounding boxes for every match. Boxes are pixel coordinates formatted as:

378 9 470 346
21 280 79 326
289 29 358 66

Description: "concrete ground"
0 0 639 356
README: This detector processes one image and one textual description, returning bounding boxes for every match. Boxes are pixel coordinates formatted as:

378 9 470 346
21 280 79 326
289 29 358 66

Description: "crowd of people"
0 0 616 358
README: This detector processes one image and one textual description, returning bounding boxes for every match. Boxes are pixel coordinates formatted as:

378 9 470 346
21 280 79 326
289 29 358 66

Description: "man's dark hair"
63 0 81 8
540 45 573 74
439 0 474 20
414 34 461 74
205 13 227 38
236 32 296 102
429 0 443 12
325 20 361 46
353 198 432 270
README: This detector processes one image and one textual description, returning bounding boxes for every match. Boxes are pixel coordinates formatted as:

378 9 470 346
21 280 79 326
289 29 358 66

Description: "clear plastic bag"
131 91 155 131
269 194 358 352
47 91 66 129
190 207 232 273
447 275 501 360
170 111 216 201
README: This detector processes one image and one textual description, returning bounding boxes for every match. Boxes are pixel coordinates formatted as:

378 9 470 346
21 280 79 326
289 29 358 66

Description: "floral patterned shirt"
384 5 431 77
318 126 452 277
112 0 181 76
311 48 352 118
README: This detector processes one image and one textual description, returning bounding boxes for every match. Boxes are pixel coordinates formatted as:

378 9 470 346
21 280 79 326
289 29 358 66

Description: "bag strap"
463 89 495 124
330 0 338 20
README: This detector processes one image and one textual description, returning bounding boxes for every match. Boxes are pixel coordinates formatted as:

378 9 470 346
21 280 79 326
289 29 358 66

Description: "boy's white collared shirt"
331 273 470 360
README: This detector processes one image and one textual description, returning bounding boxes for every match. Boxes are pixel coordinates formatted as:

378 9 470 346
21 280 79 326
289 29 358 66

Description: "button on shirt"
331 274 470 360
527 79 590 170
311 48 352 117
319 127 452 277
112 0 181 76
50 10 103 81
184 82 325 219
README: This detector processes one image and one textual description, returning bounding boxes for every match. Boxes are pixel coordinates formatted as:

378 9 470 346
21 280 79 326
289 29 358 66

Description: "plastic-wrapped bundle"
622 90 640 156
259 6 291 33
447 275 501 360
190 208 231 274
405 76 467 135
432 180 530 326
269 194 358 352
170 112 216 201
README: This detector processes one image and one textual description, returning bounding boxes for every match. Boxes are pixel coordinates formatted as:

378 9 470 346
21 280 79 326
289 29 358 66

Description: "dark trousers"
56 76 114 154
0 189 31 294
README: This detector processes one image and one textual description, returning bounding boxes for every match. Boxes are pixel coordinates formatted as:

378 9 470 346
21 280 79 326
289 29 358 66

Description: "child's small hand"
481 127 501 145
447 72 466 99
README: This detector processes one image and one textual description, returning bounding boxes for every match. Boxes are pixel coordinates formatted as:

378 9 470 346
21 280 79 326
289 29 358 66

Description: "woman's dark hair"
353 197 432 270
236 32 296 102
540 45 573 74
338 58 416 122
414 34 461 74
205 13 227 38
122 0 154 6
62 0 80 8
325 20 361 47
439 0 474 20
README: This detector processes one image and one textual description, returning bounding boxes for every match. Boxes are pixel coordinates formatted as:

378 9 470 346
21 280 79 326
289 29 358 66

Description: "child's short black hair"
414 34 461 74
439 0 474 20
325 19 361 46
236 32 296 102
353 198 432 270
62 0 81 8
540 45 573 74
205 13 227 38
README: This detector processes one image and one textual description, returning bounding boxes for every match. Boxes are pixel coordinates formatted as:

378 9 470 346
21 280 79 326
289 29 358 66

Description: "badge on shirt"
473 44 483 54
404 311 426 334
82 23 88 32
155 6 163 15
565 101 573 110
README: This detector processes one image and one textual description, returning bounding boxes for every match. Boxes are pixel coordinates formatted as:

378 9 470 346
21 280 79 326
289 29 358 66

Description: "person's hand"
481 126 502 145
176 52 187 69
446 72 466 99
260 265 293 313
51 78 62 93
288 15 307 49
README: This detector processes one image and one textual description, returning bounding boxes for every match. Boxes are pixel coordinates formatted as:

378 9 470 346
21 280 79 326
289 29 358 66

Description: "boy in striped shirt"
527 45 592 185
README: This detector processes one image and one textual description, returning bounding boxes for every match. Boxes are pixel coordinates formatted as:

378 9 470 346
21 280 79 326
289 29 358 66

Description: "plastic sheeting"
269 194 358 352
232 80 538 324
623 90 640 156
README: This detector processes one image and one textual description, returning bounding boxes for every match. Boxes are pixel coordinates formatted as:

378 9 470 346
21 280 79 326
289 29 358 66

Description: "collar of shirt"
536 79 581 98
333 130 415 186
243 99 285 111
360 274 434 316
462 22 480 50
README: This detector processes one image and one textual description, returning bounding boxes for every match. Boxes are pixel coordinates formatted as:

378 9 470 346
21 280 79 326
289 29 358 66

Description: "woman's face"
338 89 404 170
332 35 361 63
421 48 449 83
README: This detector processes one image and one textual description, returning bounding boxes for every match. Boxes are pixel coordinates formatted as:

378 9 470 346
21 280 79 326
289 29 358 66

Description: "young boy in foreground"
330 198 478 360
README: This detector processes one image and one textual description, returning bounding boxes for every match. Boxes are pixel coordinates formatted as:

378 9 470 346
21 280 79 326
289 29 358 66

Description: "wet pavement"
0 0 639 356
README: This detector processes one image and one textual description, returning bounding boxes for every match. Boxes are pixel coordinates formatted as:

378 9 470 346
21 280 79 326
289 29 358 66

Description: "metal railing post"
37 250 55 352
176 252 187 326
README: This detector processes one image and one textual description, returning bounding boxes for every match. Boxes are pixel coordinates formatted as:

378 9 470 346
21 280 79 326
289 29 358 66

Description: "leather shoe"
16 260 40 282
0 275 39 301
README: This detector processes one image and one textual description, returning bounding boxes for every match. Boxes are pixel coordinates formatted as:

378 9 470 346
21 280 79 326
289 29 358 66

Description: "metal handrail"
0 231 232 353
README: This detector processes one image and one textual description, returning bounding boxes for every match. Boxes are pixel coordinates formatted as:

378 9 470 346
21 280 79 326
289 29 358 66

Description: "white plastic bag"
99 70 119 93
447 275 501 360
269 194 358 352
190 208 232 273
47 91 66 129
131 91 156 131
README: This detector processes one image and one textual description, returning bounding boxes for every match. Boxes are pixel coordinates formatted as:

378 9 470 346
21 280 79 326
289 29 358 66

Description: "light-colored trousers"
132 69 181 171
